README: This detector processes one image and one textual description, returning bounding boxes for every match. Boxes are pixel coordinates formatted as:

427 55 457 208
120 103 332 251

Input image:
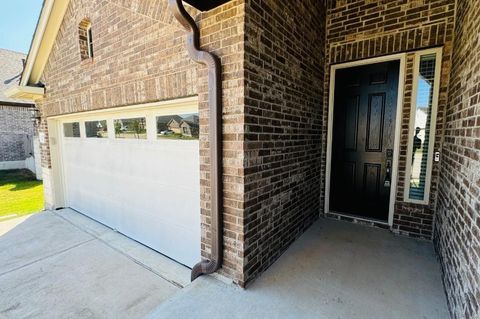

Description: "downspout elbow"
168 0 223 282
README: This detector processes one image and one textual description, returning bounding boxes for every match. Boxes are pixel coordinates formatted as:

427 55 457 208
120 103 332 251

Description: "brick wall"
242 0 326 286
0 105 35 162
434 0 480 317
37 0 247 284
39 0 197 118
36 0 197 169
196 0 247 284
33 0 479 301
325 0 455 239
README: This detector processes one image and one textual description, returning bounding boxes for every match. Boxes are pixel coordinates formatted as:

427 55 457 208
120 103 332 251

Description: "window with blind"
405 49 441 203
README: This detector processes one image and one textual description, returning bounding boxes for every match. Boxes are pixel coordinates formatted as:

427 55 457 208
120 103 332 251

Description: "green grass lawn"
0 169 44 220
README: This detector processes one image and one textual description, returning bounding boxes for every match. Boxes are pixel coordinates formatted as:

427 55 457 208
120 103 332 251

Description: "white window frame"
404 47 443 205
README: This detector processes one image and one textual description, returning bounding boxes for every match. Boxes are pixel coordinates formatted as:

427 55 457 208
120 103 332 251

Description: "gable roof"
167 118 182 127
157 115 183 124
182 114 199 124
7 0 231 102
18 0 231 89
0 49 32 105
20 0 70 87
4 0 67 101
180 120 199 129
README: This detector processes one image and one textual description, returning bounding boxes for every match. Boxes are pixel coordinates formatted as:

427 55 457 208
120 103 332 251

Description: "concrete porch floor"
148 218 450 319
0 209 190 319
0 210 450 319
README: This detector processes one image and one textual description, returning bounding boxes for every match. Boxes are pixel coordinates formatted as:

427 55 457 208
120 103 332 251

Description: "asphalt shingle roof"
0 48 31 105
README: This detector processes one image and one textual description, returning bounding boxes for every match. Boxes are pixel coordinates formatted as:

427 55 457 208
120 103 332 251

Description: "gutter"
4 85 45 101
167 0 223 281
0 101 35 108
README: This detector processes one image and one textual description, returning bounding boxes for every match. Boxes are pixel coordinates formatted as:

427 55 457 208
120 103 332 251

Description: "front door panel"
330 61 399 221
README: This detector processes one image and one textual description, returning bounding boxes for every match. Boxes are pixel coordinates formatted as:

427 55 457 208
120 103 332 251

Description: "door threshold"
326 211 391 229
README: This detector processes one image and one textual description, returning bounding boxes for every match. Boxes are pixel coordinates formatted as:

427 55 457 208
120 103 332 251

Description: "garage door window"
64 122 80 138
157 113 199 140
114 117 147 139
85 120 108 138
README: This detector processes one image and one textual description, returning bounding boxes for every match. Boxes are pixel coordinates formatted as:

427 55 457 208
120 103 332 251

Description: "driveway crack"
0 238 96 278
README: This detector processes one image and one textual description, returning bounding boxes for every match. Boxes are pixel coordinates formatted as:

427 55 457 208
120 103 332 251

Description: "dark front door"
330 60 399 221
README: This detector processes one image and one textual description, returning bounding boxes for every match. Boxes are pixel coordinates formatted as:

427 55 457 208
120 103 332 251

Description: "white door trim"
47 118 67 209
324 53 406 226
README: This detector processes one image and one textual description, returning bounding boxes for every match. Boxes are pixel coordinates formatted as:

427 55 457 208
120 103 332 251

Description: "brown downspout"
168 0 223 281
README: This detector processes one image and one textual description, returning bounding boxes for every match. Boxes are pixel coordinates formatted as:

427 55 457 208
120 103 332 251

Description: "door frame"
324 53 406 226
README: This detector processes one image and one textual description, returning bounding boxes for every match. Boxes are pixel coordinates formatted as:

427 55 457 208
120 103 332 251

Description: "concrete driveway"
0 209 190 319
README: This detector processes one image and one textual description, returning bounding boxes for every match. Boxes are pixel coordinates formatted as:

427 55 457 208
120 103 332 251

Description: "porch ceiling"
184 0 231 11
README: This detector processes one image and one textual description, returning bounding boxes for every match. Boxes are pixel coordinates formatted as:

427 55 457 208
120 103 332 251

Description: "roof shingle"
0 48 31 105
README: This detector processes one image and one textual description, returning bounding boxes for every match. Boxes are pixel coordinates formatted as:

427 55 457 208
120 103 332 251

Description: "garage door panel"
107 141 200 191
70 196 120 229
117 209 200 267
117 185 200 228
61 115 201 268
64 141 121 227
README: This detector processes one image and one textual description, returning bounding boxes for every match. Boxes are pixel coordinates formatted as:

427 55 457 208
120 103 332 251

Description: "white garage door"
58 101 201 267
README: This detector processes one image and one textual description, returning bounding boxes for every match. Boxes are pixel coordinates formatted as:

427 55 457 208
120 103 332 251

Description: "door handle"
384 149 393 187
384 160 391 187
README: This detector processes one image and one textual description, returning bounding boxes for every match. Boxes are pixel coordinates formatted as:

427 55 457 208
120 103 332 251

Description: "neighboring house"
6 0 479 318
157 115 182 133
166 118 182 134
166 114 198 136
180 115 199 137
0 49 41 179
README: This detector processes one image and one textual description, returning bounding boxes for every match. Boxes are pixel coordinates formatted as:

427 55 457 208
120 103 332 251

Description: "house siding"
325 0 455 239
0 104 35 162
434 0 480 317
242 0 326 286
